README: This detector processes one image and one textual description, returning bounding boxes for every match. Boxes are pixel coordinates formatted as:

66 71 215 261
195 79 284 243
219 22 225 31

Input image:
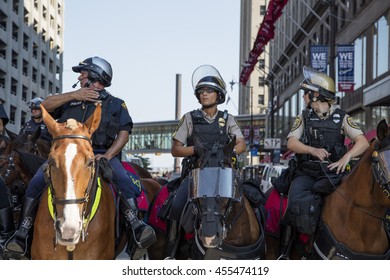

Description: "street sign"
264 138 281 149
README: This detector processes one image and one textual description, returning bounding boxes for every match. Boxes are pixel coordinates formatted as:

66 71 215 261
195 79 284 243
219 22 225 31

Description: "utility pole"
250 86 253 166
329 0 336 81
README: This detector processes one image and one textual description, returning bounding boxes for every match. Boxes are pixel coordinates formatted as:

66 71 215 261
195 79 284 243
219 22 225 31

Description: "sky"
62 0 241 171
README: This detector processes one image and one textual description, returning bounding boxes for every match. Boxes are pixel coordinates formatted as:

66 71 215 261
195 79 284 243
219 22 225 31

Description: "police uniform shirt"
53 91 133 134
173 109 244 145
20 119 49 135
287 104 364 141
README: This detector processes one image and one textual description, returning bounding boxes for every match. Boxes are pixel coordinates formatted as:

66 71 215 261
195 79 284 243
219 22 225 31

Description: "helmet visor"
192 65 226 94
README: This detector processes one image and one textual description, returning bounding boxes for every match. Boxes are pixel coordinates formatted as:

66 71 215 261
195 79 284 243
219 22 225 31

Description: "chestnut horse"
266 119 390 259
31 103 119 259
148 138 265 259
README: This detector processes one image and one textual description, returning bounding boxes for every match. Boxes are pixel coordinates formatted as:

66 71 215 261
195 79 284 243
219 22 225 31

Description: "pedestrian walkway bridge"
123 114 266 155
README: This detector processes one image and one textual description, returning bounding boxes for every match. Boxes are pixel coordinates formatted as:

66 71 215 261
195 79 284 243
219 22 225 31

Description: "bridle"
371 144 390 198
44 134 97 243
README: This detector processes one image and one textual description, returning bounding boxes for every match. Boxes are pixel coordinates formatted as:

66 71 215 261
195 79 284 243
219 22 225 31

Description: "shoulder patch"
121 102 128 110
346 116 359 129
291 116 302 132
172 115 185 138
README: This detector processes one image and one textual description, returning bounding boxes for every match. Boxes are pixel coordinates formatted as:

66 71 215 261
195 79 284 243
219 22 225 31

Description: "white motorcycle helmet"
192 65 227 104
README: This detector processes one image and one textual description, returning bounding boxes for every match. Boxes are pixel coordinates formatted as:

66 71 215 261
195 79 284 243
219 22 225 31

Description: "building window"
354 34 366 89
260 5 266 16
372 13 389 79
258 76 265 86
258 94 264 105
259 59 265 69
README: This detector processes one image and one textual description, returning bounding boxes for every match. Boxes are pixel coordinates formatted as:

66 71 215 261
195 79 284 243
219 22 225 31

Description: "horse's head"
0 128 49 189
189 165 241 248
372 119 390 201
41 103 101 246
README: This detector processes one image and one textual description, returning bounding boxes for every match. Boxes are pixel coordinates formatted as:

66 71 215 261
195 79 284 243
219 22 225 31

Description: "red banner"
240 0 289 85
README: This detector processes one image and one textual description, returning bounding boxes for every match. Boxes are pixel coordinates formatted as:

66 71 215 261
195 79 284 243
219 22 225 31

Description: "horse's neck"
323 146 388 249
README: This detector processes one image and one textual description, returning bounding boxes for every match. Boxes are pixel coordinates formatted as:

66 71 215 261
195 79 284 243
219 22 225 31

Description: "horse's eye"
86 158 94 167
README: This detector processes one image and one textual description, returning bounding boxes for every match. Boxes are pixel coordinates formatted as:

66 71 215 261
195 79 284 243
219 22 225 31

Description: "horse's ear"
84 102 102 135
377 119 389 141
5 128 17 141
41 104 60 136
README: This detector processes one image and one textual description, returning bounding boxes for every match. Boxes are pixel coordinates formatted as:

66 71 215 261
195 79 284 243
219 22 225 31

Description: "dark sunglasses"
197 88 215 94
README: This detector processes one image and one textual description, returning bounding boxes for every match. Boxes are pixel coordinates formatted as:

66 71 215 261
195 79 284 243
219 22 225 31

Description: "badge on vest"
333 113 341 124
218 117 226 127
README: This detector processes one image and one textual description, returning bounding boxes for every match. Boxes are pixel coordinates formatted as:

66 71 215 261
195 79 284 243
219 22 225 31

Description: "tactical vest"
57 91 120 150
181 110 230 177
298 108 347 164
187 109 230 149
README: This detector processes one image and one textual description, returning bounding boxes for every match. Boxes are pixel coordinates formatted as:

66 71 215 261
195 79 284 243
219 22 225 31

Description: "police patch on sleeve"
121 102 128 110
172 115 185 138
347 116 360 129
291 116 302 132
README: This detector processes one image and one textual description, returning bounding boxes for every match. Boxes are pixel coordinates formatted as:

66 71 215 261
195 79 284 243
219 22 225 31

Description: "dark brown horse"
266 119 390 260
0 128 50 209
32 103 119 259
148 138 265 260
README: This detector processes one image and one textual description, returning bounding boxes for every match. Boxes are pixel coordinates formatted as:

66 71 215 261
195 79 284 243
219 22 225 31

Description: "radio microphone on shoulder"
72 80 80 88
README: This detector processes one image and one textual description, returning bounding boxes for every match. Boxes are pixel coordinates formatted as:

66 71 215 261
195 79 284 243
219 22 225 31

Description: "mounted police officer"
5 56 156 259
0 102 14 259
167 65 246 254
19 97 51 143
279 66 369 259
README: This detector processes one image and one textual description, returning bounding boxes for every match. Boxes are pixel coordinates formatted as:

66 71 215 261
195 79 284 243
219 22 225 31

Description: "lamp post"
250 86 254 166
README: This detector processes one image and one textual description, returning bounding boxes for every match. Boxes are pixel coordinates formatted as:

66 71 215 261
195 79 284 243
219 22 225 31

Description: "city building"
266 0 390 155
239 0 270 164
0 0 64 133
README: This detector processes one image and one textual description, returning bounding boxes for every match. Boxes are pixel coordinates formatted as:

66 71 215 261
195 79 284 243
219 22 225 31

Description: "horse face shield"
189 167 240 248
372 149 390 197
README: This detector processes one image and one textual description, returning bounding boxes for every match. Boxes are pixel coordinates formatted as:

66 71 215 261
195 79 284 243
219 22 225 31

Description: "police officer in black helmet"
19 97 51 143
5 56 156 259
0 102 13 259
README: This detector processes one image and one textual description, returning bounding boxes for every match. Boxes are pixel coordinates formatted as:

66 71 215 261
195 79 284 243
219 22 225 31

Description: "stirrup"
3 232 29 260
277 254 290 260
132 224 156 249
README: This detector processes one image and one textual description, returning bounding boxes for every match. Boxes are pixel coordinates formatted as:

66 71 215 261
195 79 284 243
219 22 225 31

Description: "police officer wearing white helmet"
167 65 246 254
279 66 369 259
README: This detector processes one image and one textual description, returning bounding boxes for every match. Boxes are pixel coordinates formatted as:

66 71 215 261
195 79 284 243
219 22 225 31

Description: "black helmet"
300 66 336 102
72 56 113 87
192 65 227 104
28 97 44 110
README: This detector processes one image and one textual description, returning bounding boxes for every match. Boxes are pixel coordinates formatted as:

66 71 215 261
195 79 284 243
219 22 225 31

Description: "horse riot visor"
372 148 390 195
189 167 240 201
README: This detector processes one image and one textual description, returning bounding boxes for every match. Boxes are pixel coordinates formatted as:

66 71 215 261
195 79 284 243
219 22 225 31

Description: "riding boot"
0 206 15 259
4 197 38 259
122 198 156 250
278 224 294 260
